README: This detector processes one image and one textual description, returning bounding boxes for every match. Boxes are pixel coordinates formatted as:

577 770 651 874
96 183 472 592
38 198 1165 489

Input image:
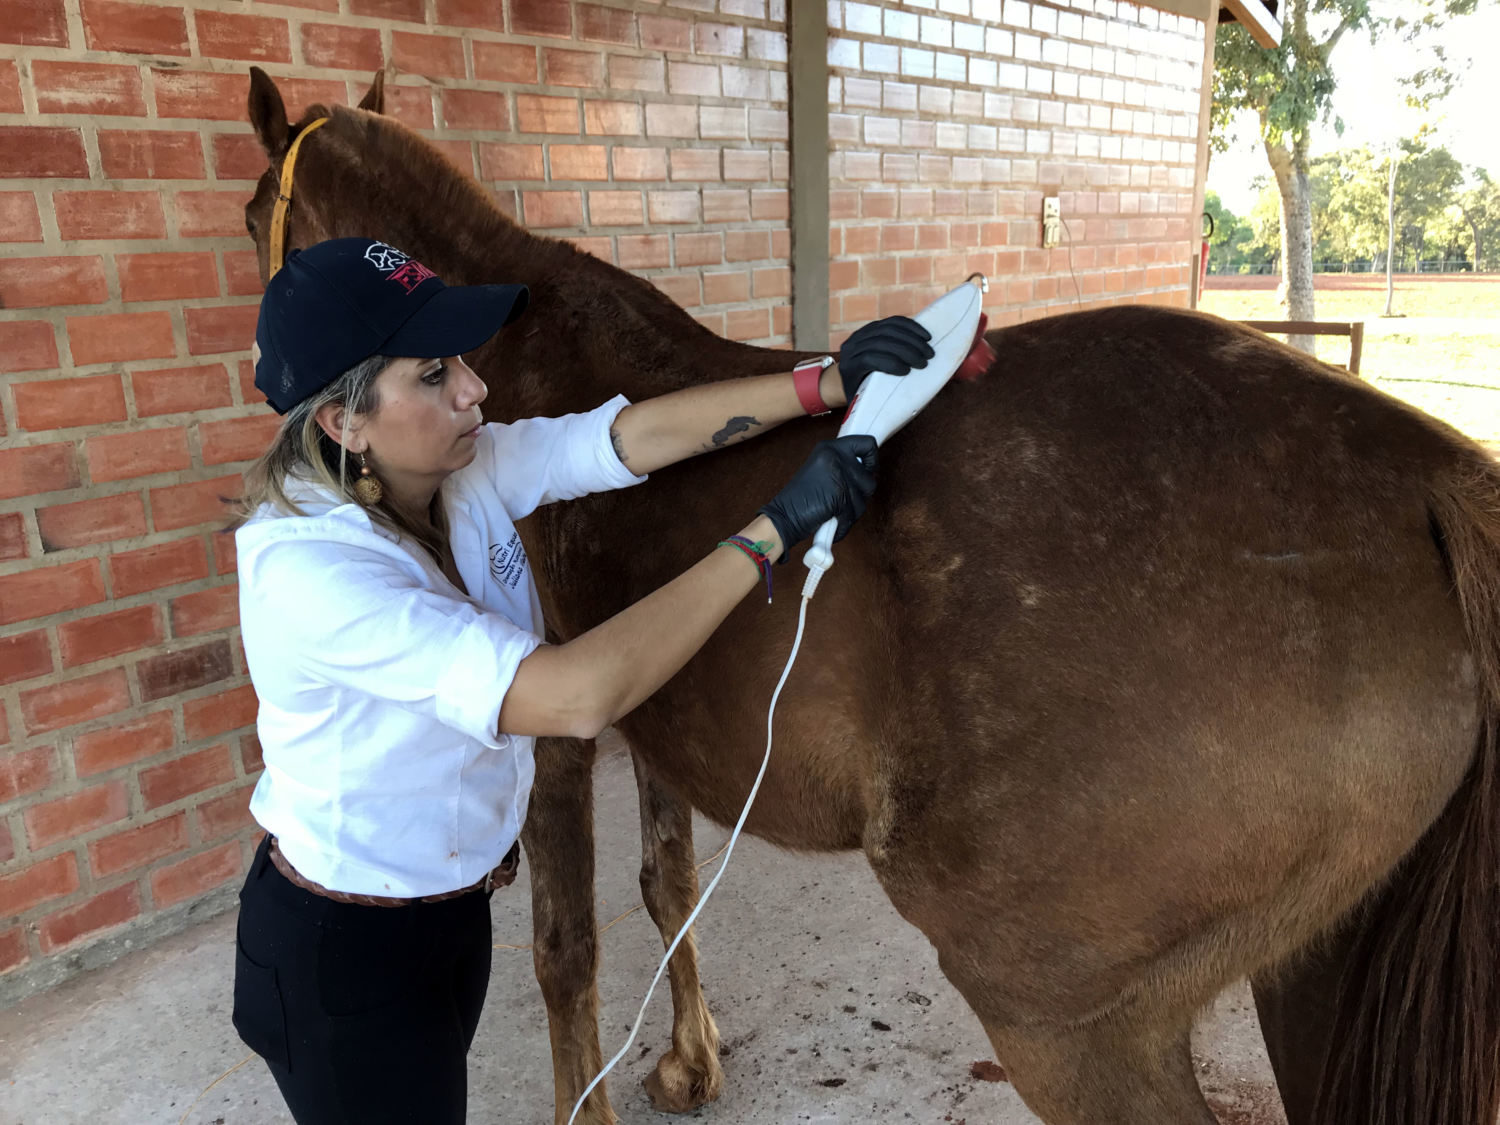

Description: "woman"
230 238 934 1123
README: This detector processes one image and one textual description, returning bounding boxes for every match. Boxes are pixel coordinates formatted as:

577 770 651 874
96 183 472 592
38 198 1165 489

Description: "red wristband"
792 357 834 416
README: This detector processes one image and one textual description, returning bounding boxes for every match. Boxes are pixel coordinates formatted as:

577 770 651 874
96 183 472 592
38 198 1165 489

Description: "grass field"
1198 275 1500 450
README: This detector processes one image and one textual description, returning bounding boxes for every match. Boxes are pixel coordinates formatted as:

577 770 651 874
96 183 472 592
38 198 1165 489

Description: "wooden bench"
1240 320 1365 375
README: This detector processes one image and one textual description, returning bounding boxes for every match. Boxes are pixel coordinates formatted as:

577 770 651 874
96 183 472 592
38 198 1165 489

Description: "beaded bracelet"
718 535 775 603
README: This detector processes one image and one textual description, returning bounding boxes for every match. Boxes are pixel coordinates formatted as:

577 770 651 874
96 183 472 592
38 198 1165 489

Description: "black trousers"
232 836 494 1124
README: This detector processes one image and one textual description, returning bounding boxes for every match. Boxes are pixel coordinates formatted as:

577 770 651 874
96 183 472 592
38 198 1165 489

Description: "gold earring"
354 452 383 505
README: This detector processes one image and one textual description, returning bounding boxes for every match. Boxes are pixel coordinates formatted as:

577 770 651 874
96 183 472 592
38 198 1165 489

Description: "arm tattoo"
610 425 628 466
710 415 761 448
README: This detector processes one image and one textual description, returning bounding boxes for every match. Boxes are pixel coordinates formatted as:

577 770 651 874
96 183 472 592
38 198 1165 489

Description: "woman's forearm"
497 516 783 739
609 362 845 475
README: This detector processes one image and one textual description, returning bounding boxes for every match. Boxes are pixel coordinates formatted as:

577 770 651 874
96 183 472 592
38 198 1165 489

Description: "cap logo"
362 241 435 294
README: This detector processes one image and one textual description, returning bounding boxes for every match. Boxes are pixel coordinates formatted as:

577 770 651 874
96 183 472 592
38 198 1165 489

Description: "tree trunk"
1266 139 1317 355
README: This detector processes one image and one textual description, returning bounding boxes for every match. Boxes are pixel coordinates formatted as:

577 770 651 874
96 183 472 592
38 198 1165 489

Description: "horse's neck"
315 158 800 417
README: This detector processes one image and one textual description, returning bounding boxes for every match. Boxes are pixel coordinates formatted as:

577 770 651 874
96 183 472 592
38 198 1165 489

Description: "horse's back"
864 304 1484 1022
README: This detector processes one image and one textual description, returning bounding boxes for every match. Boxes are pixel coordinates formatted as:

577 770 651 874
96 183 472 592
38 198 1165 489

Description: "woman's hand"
759 435 879 554
837 316 934 403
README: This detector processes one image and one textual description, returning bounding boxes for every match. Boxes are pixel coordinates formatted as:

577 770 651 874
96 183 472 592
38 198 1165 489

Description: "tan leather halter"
268 116 329 278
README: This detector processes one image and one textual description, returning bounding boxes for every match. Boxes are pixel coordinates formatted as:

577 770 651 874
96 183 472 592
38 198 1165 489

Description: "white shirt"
237 395 645 897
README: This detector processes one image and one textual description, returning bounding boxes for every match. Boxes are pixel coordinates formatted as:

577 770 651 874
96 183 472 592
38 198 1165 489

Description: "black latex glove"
760 435 880 556
837 316 935 403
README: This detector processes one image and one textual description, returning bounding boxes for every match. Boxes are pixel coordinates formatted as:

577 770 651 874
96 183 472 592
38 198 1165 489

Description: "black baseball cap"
254 237 528 414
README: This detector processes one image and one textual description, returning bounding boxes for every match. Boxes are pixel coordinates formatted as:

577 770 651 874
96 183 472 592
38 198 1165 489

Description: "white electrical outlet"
1042 197 1061 249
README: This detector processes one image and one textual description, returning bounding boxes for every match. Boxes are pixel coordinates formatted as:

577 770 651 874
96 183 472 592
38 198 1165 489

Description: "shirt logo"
488 532 529 591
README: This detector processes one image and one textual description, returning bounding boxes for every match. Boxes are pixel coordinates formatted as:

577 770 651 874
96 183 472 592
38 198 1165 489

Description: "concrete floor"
0 747 1286 1125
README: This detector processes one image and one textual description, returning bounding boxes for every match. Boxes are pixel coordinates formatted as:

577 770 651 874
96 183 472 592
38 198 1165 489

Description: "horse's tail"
1315 452 1500 1125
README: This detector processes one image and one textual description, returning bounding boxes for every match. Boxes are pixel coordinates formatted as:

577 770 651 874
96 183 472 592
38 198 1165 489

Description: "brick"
200 415 279 465
3 0 68 45
67 311 176 366
19 668 128 733
670 149 720 181
223 250 262 297
34 61 145 116
150 476 239 532
639 14 691 52
649 190 701 224
140 743 234 808
725 229 771 261
0 61 19 114
55 188 167 239
670 61 719 97
522 191 583 228
581 5 636 44
584 101 642 136
152 70 244 121
645 103 697 139
695 22 745 57
137 640 234 702
435 0 505 29
0 256 108 310
151 840 242 908
37 494 147 551
24 781 128 848
588 190 643 226
212 530 237 576
211 134 265 181
551 144 608 180
0 746 53 802
612 146 666 181
516 95 578 134
0 445 79 501
443 90 507 131
109 537 209 597
14 375 127 431
675 232 722 267
393 31 465 79
350 0 423 19
86 427 192 484
90 813 188 877
512 0 571 37
185 305 257 356
81 0 187 54
0 127 87 178
654 274 700 308
0 514 26 563
176 190 249 239
97 130 203 180
473 42 537 83
608 56 664 93
300 23 382 71
0 854 79 918
0 928 26 976
0 559 106 627
616 234 669 270
703 270 749 304
196 10 291 62
118 252 219 303
724 151 771 181
271 78 348 115
59 605 163 669
73 710 175 775
39 884 140 954
132 367 232 421
195 785 257 840
545 48 605 88
183 684 257 740
479 143 544 181
726 307 770 341
0 631 51 687
169 585 239 638
0 192 43 241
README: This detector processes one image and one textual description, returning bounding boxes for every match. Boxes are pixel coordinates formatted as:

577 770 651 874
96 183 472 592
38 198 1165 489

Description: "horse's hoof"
643 1047 724 1113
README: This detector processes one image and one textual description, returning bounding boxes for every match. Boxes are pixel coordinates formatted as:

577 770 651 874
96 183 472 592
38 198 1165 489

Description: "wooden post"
788 1 829 350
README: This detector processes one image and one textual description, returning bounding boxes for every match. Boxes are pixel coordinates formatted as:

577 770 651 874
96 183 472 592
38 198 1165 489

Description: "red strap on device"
793 357 834 416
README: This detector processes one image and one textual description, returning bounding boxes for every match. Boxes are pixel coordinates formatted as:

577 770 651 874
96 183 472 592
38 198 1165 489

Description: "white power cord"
566 591 817 1125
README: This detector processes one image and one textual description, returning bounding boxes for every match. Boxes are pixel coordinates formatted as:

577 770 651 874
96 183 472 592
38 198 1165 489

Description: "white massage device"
568 277 992 1124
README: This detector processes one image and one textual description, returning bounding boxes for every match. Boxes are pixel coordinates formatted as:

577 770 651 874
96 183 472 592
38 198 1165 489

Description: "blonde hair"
237 354 447 560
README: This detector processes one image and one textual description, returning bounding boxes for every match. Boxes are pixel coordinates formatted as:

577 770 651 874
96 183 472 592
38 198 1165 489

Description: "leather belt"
267 836 519 907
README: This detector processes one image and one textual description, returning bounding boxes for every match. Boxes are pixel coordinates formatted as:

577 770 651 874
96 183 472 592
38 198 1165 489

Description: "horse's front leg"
523 735 617 1125
631 751 725 1112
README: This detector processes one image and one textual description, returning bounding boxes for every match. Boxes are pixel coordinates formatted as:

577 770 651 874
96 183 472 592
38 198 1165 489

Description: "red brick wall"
0 0 1204 997
827 0 1202 334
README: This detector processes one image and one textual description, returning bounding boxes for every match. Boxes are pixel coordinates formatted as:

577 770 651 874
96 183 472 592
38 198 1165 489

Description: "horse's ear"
248 66 289 156
357 69 386 114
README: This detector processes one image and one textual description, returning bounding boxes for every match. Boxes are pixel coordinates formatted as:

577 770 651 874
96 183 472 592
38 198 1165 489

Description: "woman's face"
334 355 489 501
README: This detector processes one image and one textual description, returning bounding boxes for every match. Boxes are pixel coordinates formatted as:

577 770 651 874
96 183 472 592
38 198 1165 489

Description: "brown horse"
243 69 1500 1125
